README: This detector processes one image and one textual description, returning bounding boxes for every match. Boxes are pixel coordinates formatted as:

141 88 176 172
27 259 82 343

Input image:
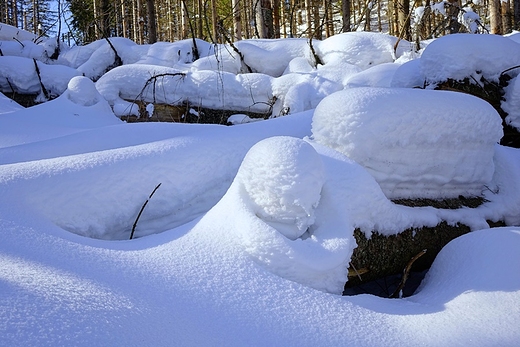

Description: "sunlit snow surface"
0 29 520 345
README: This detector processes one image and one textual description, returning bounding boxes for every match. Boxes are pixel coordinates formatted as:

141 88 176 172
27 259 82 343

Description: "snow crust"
312 87 503 199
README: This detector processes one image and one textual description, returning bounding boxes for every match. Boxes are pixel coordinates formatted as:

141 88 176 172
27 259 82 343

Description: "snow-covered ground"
1 24 520 345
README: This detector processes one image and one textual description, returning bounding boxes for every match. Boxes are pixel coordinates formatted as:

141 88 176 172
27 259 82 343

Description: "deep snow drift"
1 27 520 346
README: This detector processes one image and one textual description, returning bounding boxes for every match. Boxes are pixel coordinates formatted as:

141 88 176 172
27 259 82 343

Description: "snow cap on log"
311 87 503 199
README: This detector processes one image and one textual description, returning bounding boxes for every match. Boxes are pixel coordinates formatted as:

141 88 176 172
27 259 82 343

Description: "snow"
420 34 520 84
503 74 520 131
311 87 503 199
315 32 412 70
0 56 81 96
0 31 520 346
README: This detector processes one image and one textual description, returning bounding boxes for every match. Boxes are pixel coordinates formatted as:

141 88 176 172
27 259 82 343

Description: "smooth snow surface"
312 87 503 199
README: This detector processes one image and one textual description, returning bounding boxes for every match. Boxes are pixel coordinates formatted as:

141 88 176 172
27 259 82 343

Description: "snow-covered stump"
312 87 503 200
399 34 520 147
312 87 505 295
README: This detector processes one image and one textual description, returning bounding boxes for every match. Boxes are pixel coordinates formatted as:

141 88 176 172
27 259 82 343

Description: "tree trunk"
397 0 411 40
490 0 502 34
502 0 512 34
514 0 520 30
342 0 351 32
232 0 243 40
146 0 157 43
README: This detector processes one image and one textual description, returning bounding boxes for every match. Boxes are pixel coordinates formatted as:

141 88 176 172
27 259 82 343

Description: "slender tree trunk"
502 0 512 34
232 0 243 40
397 0 411 40
101 0 110 37
146 0 157 42
273 0 280 38
211 0 218 41
342 0 351 32
514 0 520 29
490 0 502 34
304 0 312 36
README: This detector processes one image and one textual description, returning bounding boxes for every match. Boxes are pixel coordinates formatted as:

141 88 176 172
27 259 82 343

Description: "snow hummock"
237 137 325 240
420 34 520 84
312 87 504 199
316 32 412 70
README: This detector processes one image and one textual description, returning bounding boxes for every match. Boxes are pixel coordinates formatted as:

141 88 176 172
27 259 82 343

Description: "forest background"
1 0 520 48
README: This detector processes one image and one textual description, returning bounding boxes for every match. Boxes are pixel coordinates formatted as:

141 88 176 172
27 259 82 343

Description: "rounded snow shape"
236 136 325 240
316 32 411 70
312 87 503 199
420 33 520 84
66 76 101 106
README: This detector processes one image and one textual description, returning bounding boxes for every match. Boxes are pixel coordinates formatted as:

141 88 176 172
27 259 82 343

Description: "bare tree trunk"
490 0 502 34
101 0 110 37
397 0 411 40
232 0 243 40
514 0 520 29
342 0 351 31
211 0 218 41
304 0 312 36
146 0 157 43
273 0 280 38
180 0 189 38
502 0 512 34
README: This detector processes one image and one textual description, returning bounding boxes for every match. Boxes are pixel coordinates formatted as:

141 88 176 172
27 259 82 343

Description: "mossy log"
346 219 506 290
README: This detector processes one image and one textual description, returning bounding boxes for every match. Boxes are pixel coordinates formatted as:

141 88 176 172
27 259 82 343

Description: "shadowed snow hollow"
312 87 503 199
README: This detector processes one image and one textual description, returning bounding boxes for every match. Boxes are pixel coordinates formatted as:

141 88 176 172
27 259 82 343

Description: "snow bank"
0 23 36 41
137 38 214 67
420 34 520 84
0 56 81 96
96 64 274 115
0 112 313 239
312 87 503 199
76 38 143 80
271 72 342 116
235 38 311 77
316 32 412 70
345 62 400 88
0 82 120 148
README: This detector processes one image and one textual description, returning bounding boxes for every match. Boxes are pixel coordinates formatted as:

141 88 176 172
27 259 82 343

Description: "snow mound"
76 38 143 80
230 136 354 293
416 227 520 300
96 64 273 115
0 23 36 41
0 56 82 96
66 76 103 106
420 34 520 84
390 59 424 88
235 38 311 77
345 62 400 88
316 32 412 70
237 136 325 239
312 87 503 199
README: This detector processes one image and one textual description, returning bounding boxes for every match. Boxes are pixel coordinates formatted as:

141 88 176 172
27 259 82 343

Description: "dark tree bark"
146 0 157 43
342 0 351 32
